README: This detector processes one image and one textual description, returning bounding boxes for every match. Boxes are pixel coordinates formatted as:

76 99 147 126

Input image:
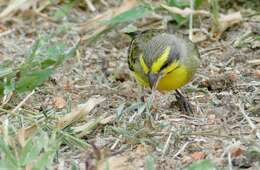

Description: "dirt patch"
0 1 259 169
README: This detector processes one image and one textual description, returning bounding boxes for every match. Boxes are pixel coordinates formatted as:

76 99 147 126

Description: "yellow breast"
156 65 189 91
133 64 190 91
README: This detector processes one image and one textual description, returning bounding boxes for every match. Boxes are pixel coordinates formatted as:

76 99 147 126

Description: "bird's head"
128 32 200 91
137 45 180 89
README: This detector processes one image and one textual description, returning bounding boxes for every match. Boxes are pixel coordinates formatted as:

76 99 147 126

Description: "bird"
127 30 200 114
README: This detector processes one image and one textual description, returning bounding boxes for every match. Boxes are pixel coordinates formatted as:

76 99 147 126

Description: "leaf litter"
0 0 259 169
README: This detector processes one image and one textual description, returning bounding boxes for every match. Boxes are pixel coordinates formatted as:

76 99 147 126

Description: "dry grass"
0 0 259 169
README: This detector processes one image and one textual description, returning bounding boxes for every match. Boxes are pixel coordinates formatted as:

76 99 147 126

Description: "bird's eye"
160 60 180 74
160 62 169 71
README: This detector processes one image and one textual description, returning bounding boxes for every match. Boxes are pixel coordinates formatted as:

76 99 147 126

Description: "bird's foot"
175 90 193 115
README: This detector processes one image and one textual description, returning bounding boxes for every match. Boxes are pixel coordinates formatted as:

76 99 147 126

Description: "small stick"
228 151 233 170
0 29 15 37
12 90 35 113
111 135 122 150
247 59 260 66
162 131 173 156
0 107 17 116
129 111 138 123
238 101 260 139
173 141 190 158
100 0 108 6
161 4 210 18
85 0 96 12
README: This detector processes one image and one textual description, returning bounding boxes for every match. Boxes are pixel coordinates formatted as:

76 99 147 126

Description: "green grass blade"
187 160 216 170
31 148 57 170
145 155 155 170
0 139 18 168
16 68 54 92
19 136 45 166
105 4 152 25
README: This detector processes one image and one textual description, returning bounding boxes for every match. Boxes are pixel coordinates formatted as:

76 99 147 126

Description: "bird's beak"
148 73 160 89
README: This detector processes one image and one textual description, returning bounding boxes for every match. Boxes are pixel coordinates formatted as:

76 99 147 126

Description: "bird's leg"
175 90 193 114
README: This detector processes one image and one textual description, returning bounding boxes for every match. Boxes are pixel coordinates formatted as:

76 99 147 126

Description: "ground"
0 0 259 170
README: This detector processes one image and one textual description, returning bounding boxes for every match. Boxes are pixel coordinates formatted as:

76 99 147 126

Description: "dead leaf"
182 155 193 164
247 59 260 66
17 124 38 141
57 96 105 128
253 117 260 123
191 151 206 160
80 0 137 29
73 114 115 137
191 31 208 43
211 12 242 40
161 4 242 41
135 144 153 156
0 0 36 19
25 164 33 170
63 81 73 91
79 0 137 41
84 0 96 12
254 70 260 78
53 96 66 109
17 127 26 147
199 73 235 91
227 72 237 82
231 146 245 157
0 24 7 33
144 118 155 129
73 116 103 137
100 115 116 125
252 41 260 49
135 144 146 155
207 114 216 124
250 22 260 34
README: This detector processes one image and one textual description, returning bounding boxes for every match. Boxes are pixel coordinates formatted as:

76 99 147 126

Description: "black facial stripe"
160 60 170 71
159 47 180 72
168 64 180 74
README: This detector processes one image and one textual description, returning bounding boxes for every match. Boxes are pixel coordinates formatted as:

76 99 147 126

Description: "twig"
129 111 139 123
221 141 241 169
12 90 35 113
199 46 223 55
0 107 17 116
58 159 65 170
232 30 252 48
2 91 13 106
173 141 190 158
161 4 210 18
237 81 260 87
162 130 173 156
247 59 260 66
0 28 15 37
111 135 122 150
100 0 109 7
182 132 232 138
238 101 260 139
35 0 51 12
33 11 56 22
228 151 233 170
85 0 96 12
